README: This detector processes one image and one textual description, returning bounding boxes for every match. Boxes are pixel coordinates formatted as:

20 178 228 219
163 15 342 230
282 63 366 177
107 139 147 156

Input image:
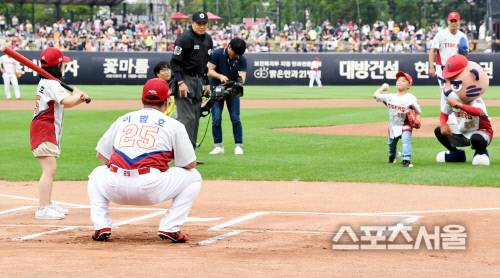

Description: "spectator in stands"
11 15 18 27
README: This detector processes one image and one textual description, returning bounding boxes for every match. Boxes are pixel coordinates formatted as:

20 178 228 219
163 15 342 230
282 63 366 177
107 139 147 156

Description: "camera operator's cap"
396 71 413 87
40 47 70 67
142 78 171 103
442 54 468 79
448 12 460 21
315 57 320 61
193 11 208 23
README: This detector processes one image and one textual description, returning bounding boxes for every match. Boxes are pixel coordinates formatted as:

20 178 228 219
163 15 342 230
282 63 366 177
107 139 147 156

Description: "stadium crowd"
0 12 496 53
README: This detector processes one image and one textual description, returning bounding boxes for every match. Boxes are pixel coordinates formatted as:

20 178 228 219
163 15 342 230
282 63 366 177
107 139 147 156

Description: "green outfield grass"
1 104 499 186
2 84 500 100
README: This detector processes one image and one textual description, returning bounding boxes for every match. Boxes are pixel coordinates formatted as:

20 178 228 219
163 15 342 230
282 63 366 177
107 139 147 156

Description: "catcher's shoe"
402 160 413 167
158 230 189 243
92 228 111 241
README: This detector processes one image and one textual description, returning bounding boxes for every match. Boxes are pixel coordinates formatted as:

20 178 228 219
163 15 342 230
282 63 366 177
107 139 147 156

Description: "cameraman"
207 37 247 155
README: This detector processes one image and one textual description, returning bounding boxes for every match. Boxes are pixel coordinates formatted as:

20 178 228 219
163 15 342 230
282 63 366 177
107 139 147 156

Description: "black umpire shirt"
170 28 213 83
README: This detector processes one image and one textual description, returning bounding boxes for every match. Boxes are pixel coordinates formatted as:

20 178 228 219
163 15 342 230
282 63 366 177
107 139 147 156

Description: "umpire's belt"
182 71 202 78
109 165 160 177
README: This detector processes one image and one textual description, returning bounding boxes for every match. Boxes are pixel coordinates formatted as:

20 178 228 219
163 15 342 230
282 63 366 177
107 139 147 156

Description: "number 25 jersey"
96 108 196 171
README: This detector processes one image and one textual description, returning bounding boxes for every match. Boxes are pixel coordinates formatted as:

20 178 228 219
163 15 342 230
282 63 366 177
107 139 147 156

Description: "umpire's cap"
193 11 208 23
142 78 171 103
40 47 70 67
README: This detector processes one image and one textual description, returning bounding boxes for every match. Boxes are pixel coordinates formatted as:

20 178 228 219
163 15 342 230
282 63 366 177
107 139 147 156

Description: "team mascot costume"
434 54 493 165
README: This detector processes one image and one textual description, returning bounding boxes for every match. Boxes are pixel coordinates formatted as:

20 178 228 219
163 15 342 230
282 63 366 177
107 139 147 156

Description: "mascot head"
439 54 489 104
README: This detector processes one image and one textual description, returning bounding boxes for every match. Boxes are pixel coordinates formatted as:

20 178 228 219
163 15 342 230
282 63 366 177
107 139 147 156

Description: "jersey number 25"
119 124 159 149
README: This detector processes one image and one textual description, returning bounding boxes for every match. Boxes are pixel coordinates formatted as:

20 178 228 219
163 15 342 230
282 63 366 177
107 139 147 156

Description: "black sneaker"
388 156 396 163
402 160 413 167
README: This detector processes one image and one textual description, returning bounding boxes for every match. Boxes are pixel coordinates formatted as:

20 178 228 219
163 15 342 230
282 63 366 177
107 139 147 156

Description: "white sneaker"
49 201 69 215
235 146 243 155
209 146 224 154
35 206 66 220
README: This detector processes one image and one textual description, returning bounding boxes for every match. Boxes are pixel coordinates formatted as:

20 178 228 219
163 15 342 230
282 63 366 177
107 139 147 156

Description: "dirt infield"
1 98 499 276
1 180 499 277
277 117 500 137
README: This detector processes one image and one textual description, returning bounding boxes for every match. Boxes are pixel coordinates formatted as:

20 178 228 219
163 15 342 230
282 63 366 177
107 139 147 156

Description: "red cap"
396 71 413 87
442 54 468 79
448 12 460 21
142 78 171 103
315 57 320 61
40 47 70 67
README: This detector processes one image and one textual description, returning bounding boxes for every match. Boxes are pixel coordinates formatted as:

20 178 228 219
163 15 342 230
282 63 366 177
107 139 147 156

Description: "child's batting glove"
459 37 469 55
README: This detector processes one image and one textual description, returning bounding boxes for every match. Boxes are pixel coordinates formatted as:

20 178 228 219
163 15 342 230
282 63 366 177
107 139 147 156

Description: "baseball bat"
1 46 91 104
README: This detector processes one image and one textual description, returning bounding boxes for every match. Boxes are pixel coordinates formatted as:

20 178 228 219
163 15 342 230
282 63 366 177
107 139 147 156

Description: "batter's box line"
198 212 422 245
199 207 500 245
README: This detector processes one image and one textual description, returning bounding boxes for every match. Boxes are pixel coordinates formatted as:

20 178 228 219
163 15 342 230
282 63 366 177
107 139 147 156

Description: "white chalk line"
199 212 268 245
1 224 94 228
198 230 244 245
0 206 34 215
12 227 79 241
0 192 222 241
270 208 500 215
198 207 500 245
208 211 269 231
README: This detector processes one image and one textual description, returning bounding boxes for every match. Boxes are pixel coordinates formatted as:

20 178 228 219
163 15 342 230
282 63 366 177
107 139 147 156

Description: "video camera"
213 76 244 102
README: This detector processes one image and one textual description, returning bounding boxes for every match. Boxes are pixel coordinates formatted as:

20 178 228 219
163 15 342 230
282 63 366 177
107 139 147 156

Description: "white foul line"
209 211 269 231
198 230 244 245
199 212 269 245
0 206 34 215
12 211 166 241
12 226 79 241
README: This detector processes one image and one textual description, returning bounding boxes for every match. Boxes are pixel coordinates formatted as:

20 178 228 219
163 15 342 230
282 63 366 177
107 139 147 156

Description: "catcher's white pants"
2 73 20 99
88 165 202 232
309 71 322 88
436 65 459 134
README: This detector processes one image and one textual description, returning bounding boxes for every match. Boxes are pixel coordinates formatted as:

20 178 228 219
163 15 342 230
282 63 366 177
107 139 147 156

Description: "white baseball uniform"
30 79 71 151
376 92 421 138
88 108 202 233
309 60 322 88
0 55 21 99
431 28 468 133
441 97 492 139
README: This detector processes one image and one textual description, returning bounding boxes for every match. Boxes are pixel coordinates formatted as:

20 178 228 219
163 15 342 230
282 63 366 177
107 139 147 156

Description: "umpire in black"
170 11 213 164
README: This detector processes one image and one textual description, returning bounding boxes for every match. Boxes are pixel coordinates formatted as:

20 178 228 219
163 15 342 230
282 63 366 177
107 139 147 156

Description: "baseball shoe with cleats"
158 230 189 243
235 146 243 155
17 97 21 100
209 146 224 154
49 201 69 215
35 205 65 220
92 228 111 241
402 160 413 167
